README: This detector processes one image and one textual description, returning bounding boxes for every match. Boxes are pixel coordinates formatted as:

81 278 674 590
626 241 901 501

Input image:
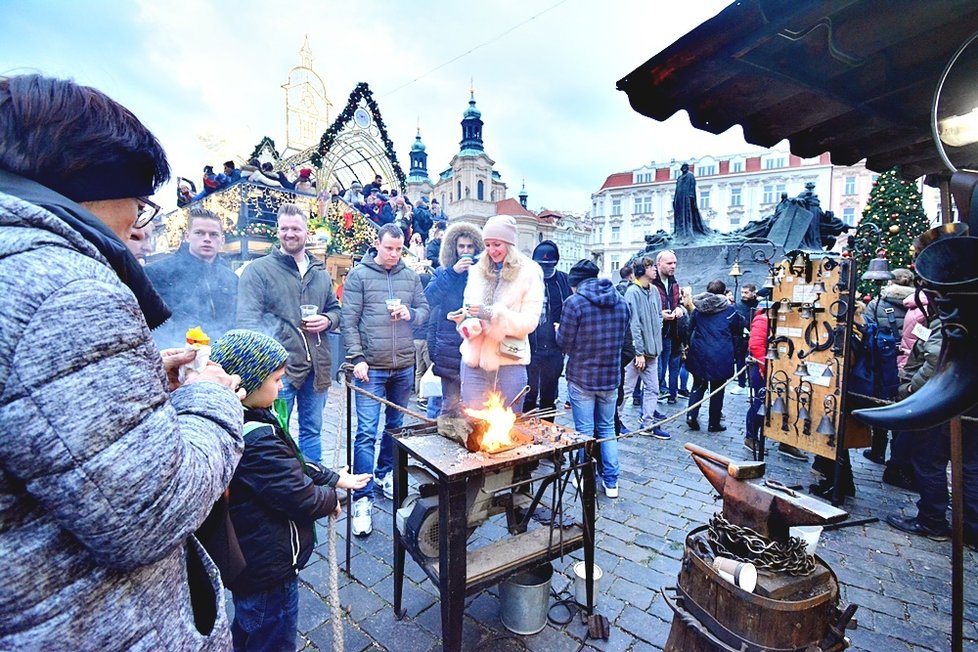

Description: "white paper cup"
789 525 823 556
712 557 757 593
300 304 318 320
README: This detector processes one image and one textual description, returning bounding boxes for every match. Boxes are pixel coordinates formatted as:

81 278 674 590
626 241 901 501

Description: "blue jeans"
679 363 689 393
658 338 682 400
912 420 978 539
439 375 462 416
353 366 413 501
568 381 619 487
745 366 764 441
426 395 443 419
278 373 328 464
460 364 528 412
524 349 564 412
231 578 298 652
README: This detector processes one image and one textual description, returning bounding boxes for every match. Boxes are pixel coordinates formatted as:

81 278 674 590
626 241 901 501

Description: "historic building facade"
588 149 939 275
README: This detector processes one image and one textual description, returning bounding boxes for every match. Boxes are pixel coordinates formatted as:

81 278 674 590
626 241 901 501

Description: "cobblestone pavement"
284 379 977 651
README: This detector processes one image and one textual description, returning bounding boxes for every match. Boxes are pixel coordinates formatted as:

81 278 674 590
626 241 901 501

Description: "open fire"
464 391 520 453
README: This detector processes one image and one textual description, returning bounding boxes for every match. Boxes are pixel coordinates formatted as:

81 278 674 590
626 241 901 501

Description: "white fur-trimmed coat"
460 251 544 371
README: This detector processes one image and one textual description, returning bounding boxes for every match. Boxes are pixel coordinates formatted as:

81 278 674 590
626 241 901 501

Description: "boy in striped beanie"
209 330 369 650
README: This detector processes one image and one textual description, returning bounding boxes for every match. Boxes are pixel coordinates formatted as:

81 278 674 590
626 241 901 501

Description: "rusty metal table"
391 421 597 652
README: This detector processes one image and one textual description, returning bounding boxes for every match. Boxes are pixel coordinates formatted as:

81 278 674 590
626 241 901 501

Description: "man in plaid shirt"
557 260 631 498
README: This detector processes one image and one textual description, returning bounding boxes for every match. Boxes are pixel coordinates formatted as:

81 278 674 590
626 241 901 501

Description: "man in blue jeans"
559 260 631 497
237 203 342 464
653 250 687 404
342 224 429 536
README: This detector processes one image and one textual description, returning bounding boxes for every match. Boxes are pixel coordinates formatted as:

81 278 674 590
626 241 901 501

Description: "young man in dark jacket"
210 330 368 652
653 250 687 404
424 221 484 417
730 283 759 394
342 224 429 536
524 240 572 413
237 203 341 466
425 220 447 269
685 280 743 432
558 260 630 497
146 207 238 348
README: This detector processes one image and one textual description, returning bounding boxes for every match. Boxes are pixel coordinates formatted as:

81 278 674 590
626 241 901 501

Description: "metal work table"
391 420 597 652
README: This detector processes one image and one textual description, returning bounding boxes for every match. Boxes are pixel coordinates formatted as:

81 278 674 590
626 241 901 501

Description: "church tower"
432 86 507 225
405 124 433 204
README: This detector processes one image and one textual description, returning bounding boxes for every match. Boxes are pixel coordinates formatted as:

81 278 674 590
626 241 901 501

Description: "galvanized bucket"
499 562 553 635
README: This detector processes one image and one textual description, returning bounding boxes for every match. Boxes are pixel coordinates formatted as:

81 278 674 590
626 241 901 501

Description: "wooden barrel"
663 526 845 652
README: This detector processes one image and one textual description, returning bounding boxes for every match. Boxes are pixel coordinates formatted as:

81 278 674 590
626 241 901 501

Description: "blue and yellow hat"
210 329 288 395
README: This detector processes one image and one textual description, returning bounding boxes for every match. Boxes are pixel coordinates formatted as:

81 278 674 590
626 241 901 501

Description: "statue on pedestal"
673 163 711 240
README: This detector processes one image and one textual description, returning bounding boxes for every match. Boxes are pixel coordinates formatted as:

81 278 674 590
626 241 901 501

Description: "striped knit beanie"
210 329 288 395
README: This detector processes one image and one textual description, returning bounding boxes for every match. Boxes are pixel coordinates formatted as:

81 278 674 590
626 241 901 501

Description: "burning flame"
464 391 517 453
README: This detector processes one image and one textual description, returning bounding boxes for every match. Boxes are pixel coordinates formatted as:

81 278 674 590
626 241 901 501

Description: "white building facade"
589 149 940 275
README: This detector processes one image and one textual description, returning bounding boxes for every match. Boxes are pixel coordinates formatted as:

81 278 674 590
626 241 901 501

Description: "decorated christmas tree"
854 168 931 298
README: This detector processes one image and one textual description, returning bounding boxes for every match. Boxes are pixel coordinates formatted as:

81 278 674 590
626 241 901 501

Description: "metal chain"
708 512 816 576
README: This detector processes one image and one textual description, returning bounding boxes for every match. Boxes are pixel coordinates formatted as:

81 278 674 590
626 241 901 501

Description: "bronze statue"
672 163 711 240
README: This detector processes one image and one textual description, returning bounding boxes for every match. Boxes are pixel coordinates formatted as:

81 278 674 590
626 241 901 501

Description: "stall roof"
617 0 978 179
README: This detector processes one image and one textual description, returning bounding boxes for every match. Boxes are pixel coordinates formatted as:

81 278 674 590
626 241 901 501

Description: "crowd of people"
2 73 974 652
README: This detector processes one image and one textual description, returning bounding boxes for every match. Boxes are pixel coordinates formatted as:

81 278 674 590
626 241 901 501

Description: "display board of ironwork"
761 252 870 459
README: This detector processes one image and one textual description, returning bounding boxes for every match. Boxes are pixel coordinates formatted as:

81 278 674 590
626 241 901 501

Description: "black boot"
855 236 978 430
862 428 887 464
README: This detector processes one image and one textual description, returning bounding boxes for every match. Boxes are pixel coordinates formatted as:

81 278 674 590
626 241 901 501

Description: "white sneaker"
375 474 394 500
352 497 373 537
729 385 747 395
603 482 619 499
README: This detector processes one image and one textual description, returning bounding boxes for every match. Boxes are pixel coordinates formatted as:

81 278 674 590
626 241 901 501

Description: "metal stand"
391 425 596 652
950 415 964 652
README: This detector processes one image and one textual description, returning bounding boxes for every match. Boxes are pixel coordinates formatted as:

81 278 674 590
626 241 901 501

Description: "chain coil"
708 513 816 576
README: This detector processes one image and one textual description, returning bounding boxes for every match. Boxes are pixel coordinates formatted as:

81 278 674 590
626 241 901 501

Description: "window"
477 180 484 200
674 169 683 179
844 176 856 195
634 172 653 184
730 186 742 206
843 208 856 225
457 181 461 199
732 161 743 173
611 255 620 270
611 199 621 216
611 226 621 242
643 196 652 214
764 157 785 169
763 185 774 204
634 198 642 214
729 216 741 226
700 190 710 209
699 165 716 176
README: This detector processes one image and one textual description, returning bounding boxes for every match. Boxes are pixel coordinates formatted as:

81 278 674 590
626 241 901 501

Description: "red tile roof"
600 172 633 190
495 197 536 218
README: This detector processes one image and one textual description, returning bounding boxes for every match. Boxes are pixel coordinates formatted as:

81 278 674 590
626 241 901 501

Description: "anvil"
686 443 848 542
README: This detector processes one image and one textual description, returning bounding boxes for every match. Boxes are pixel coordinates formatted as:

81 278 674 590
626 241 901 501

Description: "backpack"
849 320 899 400
194 420 267 583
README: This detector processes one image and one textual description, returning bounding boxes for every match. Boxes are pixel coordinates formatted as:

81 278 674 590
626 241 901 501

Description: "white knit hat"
482 215 518 245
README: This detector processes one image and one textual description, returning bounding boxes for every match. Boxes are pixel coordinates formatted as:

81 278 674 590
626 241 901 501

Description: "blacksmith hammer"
684 443 765 479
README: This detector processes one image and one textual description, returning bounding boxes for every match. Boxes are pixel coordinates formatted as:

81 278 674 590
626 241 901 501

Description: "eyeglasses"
135 197 161 228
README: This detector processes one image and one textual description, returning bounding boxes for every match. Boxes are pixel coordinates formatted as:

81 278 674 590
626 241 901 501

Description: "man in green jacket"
342 223 429 536
237 203 341 464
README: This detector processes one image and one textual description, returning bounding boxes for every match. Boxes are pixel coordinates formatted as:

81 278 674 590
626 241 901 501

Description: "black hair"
707 279 726 295
0 74 169 196
619 266 633 280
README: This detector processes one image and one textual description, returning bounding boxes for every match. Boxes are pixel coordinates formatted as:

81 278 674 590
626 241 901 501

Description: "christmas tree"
854 168 931 298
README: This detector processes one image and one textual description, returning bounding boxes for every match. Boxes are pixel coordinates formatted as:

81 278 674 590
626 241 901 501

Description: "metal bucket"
499 562 553 635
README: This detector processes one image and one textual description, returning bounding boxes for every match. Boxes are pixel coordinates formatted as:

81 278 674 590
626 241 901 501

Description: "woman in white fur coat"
457 215 544 410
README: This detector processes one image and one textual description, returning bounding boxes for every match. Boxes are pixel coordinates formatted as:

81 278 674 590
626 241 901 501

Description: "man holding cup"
238 202 341 463
342 223 429 536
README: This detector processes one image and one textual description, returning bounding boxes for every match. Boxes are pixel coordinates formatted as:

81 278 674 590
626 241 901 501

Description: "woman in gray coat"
0 75 245 651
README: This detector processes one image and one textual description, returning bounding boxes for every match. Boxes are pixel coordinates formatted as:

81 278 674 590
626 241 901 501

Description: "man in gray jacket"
342 223 429 536
0 74 243 651
621 257 671 440
238 203 341 464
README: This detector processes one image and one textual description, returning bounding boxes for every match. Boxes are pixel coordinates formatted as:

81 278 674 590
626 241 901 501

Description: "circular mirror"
932 30 978 172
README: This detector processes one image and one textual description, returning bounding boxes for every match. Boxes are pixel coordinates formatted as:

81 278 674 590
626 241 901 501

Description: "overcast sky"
1 0 768 213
